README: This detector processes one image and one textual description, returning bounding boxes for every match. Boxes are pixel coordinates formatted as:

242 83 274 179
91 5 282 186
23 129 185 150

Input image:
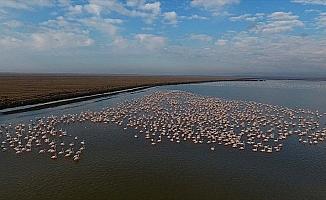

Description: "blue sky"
0 0 325 76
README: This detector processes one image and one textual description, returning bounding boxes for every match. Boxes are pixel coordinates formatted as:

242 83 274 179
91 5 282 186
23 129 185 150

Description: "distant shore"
0 75 262 114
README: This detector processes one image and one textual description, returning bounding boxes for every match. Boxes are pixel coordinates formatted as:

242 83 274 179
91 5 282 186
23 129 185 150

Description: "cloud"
304 9 322 13
141 2 161 15
0 0 325 75
184 14 208 20
253 12 304 34
126 0 144 7
0 30 93 51
31 30 93 50
134 34 166 50
0 0 53 10
215 39 228 46
67 4 83 15
163 11 178 24
188 33 325 73
191 0 240 13
316 12 326 28
82 18 119 36
111 36 129 49
229 14 257 22
229 12 304 33
57 0 71 7
291 0 326 5
0 15 94 51
189 34 213 42
0 36 23 48
0 8 6 17
78 16 128 48
84 3 102 16
2 20 23 28
80 0 161 23
64 0 162 23
40 16 88 37
217 33 326 71
42 7 125 45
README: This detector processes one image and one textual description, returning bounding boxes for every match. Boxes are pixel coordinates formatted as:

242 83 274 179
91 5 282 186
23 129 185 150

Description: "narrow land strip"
0 74 261 113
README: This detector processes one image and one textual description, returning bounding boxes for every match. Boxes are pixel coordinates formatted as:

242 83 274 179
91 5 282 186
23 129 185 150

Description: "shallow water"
1 80 326 200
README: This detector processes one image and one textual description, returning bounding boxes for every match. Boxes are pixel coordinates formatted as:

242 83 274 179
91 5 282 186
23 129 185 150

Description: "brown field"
0 74 253 109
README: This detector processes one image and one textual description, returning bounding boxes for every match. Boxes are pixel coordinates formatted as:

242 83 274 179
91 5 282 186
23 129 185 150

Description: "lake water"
1 80 326 200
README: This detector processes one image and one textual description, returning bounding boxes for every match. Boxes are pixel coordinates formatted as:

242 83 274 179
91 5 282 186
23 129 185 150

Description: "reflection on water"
1 80 326 200
211 80 326 90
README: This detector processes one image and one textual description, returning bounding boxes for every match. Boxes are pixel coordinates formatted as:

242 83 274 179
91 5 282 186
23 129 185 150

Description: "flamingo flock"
0 116 85 162
103 91 326 152
1 90 326 162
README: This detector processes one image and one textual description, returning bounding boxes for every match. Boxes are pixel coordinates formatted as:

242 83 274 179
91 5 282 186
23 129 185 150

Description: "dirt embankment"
0 75 257 110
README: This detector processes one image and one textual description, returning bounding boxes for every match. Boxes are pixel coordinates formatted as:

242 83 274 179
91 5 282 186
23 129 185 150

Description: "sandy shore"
0 74 260 112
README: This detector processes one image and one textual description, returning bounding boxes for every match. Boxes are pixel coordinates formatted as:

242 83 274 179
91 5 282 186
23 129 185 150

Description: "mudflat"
0 74 250 109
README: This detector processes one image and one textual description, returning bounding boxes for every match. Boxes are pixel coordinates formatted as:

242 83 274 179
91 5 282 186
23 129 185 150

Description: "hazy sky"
0 0 325 75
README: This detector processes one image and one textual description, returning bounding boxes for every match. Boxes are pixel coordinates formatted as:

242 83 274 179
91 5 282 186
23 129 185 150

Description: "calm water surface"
1 80 326 200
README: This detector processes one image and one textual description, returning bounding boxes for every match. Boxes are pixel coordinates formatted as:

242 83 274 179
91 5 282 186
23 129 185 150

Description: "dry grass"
0 75 246 109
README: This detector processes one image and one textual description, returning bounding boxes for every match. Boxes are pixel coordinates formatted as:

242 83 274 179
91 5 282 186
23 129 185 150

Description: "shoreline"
0 78 261 115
